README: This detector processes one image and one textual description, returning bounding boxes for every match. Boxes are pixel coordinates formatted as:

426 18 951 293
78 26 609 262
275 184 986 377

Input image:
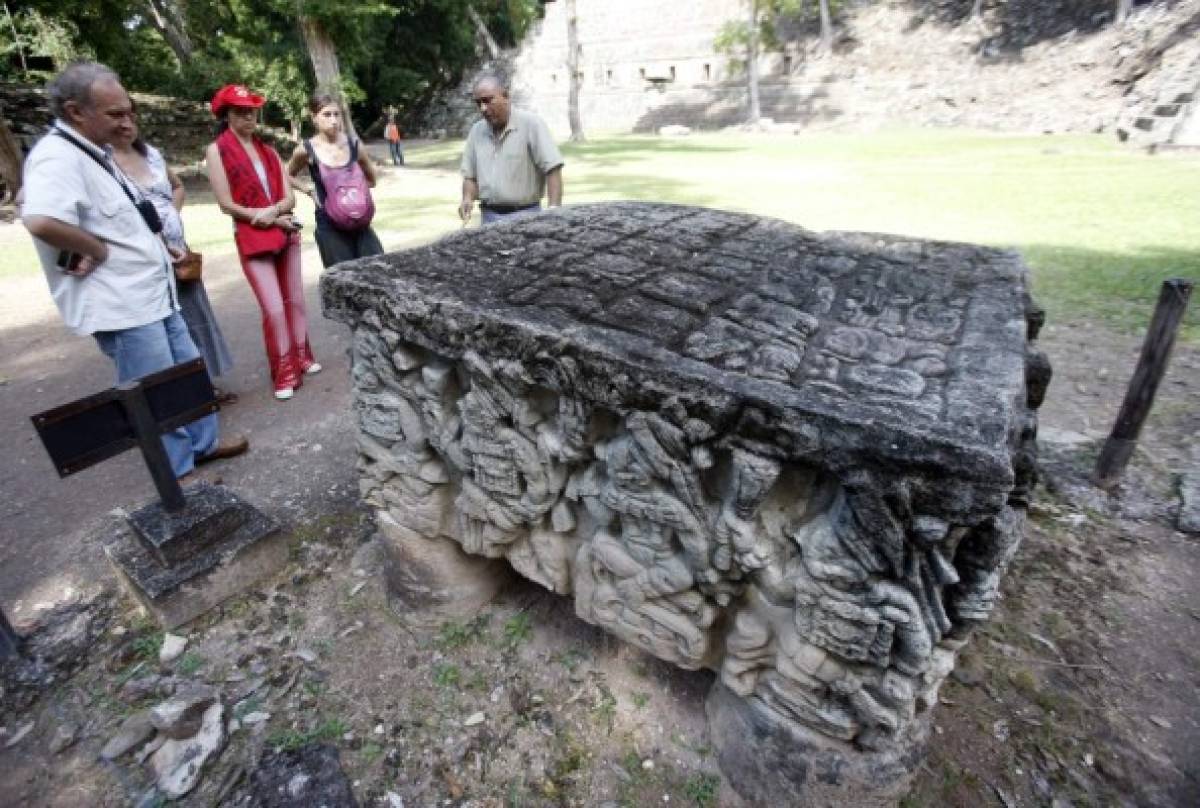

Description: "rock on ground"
159 633 188 664
150 683 218 740
150 701 225 798
1178 471 1200 534
100 711 156 761
248 743 359 808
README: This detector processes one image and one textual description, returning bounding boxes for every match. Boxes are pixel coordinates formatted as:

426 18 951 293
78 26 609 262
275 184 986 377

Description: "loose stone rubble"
321 202 1049 804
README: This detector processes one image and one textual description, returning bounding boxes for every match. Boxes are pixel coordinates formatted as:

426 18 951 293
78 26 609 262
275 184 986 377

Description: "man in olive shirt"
459 76 563 225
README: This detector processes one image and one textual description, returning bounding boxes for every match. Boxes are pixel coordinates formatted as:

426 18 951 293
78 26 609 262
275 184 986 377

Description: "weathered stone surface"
159 632 188 664
100 710 156 761
322 202 1048 804
103 484 284 629
248 743 359 808
706 681 923 807
1179 470 1200 534
150 683 219 740
377 511 514 617
128 484 251 566
150 701 225 798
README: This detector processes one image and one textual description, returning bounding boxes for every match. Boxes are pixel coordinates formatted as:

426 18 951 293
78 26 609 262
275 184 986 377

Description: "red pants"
240 237 314 391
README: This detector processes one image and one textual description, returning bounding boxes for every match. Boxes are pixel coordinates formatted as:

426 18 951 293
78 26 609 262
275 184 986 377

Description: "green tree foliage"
0 0 542 131
713 0 802 62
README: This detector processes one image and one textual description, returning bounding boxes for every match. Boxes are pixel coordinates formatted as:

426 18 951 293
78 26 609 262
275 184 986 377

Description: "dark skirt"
178 278 235 379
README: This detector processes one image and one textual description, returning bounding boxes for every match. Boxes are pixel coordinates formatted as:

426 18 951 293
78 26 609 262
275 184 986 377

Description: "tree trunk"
0 114 23 205
142 0 194 66
299 16 359 142
747 0 761 124
467 6 502 60
566 0 585 141
1116 0 1133 24
818 0 834 54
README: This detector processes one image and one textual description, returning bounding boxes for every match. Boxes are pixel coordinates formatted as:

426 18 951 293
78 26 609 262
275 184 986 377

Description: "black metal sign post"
30 358 217 512
0 606 20 659
28 359 286 630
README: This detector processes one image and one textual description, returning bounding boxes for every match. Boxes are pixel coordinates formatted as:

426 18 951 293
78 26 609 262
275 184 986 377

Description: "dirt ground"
1 194 1197 806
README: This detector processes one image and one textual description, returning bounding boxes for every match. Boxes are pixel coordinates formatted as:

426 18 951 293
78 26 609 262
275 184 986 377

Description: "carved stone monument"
321 202 1049 806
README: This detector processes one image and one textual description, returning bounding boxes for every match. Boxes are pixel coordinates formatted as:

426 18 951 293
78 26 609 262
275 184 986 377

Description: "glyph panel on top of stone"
324 203 1030 487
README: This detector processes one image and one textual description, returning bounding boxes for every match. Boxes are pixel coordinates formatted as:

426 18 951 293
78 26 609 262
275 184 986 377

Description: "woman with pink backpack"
287 92 383 268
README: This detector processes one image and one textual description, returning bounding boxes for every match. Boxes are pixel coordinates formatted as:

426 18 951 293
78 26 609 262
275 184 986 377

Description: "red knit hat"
210 84 266 117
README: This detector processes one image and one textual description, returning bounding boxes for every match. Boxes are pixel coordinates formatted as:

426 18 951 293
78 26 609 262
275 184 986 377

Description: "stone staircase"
1118 52 1200 147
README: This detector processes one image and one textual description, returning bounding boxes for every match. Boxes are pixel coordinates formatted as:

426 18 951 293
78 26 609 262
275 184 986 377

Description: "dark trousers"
314 216 385 268
387 141 404 166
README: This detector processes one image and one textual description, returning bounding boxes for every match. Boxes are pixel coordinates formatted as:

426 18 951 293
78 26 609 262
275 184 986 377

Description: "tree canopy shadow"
902 0 1165 55
631 77 841 133
1019 242 1200 339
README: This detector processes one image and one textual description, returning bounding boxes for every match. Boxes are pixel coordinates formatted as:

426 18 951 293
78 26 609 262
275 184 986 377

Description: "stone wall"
322 202 1050 805
0 82 295 166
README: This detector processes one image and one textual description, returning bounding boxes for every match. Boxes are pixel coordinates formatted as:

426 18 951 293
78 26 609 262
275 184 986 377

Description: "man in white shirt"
22 61 247 482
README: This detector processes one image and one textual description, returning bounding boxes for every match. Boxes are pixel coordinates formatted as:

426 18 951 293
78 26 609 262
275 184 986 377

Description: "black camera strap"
52 126 162 234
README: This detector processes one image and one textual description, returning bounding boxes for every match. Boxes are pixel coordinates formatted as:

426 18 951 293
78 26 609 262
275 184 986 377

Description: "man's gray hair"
473 73 509 94
46 61 120 118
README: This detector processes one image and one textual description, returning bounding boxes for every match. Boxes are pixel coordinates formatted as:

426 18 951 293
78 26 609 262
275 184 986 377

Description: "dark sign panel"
31 358 216 478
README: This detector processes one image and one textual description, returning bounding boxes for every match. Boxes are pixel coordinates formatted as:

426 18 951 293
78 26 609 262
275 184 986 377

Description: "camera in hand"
56 250 83 272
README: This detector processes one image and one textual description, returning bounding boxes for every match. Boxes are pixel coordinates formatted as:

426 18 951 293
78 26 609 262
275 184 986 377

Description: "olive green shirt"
461 108 564 207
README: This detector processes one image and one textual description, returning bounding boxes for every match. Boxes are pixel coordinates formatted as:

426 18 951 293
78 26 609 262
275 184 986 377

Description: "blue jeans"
388 141 404 165
94 311 220 478
481 204 541 225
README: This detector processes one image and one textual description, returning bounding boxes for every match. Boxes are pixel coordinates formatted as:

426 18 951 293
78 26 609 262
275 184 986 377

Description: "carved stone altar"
321 202 1049 806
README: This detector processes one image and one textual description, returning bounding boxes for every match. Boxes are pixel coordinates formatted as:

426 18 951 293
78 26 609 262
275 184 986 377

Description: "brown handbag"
173 249 203 282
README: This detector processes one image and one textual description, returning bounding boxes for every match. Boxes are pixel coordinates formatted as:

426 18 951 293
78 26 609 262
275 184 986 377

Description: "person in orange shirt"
384 114 404 166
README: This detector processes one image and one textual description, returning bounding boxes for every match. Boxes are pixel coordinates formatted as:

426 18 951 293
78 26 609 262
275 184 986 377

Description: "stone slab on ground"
248 743 359 808
127 484 252 566
100 710 156 761
1178 470 1200 534
103 486 283 629
150 701 225 798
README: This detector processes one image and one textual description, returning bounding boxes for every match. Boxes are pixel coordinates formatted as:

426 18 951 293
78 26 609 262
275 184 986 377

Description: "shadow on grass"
1022 243 1199 339
563 136 740 160
569 172 721 209
408 136 743 173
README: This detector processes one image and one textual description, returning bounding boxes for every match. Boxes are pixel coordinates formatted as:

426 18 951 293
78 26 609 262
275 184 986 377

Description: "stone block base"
705 682 925 808
377 511 513 618
104 485 283 629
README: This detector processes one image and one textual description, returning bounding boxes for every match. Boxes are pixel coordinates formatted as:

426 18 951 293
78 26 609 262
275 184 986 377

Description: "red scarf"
216 128 288 257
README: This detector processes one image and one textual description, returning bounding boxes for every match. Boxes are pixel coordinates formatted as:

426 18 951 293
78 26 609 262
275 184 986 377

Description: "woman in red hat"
206 84 319 401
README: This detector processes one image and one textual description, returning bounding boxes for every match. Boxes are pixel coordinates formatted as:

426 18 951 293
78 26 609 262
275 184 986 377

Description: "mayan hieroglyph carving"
323 202 1049 804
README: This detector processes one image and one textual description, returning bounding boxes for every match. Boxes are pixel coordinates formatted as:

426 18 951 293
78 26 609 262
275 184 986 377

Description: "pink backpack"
305 138 375 231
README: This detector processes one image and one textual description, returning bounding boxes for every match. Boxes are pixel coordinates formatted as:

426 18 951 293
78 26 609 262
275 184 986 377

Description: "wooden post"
0 605 20 659
118 381 187 512
1095 278 1193 489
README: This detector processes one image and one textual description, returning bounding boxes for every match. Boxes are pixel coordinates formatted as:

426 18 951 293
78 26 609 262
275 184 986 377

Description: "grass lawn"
4 129 1197 338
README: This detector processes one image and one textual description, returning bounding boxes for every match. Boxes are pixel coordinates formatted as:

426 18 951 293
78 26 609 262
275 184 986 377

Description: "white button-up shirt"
22 120 176 336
